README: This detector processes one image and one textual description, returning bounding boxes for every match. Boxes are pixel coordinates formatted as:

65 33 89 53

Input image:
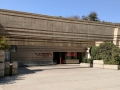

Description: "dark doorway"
61 52 66 64
53 52 60 64
53 52 66 64
53 52 85 64
78 52 84 63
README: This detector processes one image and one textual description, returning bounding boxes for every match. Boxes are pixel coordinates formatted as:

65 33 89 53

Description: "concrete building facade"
0 9 120 66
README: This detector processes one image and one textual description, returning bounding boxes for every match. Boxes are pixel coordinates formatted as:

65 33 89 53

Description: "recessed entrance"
53 52 84 64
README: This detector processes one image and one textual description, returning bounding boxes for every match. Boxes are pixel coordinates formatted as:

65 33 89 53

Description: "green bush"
90 46 99 60
87 58 93 64
0 36 10 50
99 42 120 65
82 57 87 63
82 57 93 64
90 42 120 65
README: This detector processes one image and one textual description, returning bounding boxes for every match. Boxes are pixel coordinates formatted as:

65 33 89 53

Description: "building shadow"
0 67 43 85
18 67 43 75
0 65 92 85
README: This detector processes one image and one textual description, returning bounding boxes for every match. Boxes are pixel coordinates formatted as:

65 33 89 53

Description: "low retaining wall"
12 62 18 75
93 60 104 68
5 62 18 76
104 65 120 70
93 60 120 70
80 63 93 67
4 62 10 76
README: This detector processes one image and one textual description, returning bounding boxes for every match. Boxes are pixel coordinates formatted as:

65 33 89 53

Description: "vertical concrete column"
117 28 120 48
113 28 118 46
118 39 120 48
86 47 91 59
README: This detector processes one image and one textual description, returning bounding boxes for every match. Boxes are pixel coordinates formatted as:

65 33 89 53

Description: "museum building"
0 9 120 66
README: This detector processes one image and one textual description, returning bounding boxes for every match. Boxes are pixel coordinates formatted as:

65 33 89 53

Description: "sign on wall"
34 52 53 57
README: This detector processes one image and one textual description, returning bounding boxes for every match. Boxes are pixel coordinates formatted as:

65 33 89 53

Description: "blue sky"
0 0 120 23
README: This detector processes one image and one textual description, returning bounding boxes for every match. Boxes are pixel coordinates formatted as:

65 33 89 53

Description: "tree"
81 15 89 20
88 12 99 21
66 15 80 20
0 36 10 50
66 11 100 21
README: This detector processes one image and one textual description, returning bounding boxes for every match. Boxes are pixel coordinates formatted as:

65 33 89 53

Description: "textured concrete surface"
0 64 120 90
80 63 91 67
0 70 4 78
93 60 104 68
0 63 4 69
93 60 104 64
104 65 119 70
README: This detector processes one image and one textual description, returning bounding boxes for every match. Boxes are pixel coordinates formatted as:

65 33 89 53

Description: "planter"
80 63 93 67
4 62 10 76
93 60 104 68
104 65 120 70
4 62 18 76
0 63 5 78
12 62 18 75
0 70 4 78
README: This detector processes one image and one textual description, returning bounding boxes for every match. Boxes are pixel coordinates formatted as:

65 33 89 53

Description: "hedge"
90 42 120 65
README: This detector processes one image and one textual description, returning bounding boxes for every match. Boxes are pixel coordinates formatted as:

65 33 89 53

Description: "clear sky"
0 0 120 23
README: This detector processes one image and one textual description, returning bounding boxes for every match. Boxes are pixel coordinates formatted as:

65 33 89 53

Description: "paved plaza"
0 64 120 90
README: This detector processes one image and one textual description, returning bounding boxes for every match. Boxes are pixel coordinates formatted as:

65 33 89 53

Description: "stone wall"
0 50 5 63
0 50 5 77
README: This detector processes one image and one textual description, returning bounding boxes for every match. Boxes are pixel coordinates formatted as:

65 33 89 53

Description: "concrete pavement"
0 64 120 90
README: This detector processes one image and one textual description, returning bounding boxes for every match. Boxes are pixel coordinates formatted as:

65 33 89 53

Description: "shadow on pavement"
41 66 91 71
0 67 43 85
18 67 43 75
0 65 91 85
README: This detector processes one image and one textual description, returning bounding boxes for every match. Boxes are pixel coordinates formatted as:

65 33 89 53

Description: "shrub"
87 58 93 64
82 57 87 63
90 46 99 60
99 42 120 65
0 36 10 50
82 57 93 64
91 42 120 65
